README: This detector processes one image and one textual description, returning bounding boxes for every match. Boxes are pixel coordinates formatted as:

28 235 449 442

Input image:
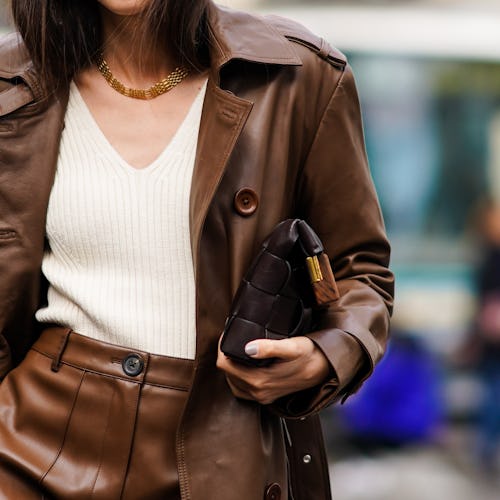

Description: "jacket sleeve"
272 64 394 418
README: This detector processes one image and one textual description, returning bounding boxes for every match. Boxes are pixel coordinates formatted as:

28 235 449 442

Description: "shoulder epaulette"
265 15 347 70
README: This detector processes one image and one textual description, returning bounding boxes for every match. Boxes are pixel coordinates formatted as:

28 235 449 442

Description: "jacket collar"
0 33 31 77
0 3 302 95
206 2 302 70
0 33 45 101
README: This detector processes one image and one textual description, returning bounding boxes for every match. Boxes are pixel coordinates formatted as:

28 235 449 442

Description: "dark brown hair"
10 0 210 92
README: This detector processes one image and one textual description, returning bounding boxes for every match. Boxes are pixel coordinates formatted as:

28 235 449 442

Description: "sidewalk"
325 418 500 500
329 445 499 500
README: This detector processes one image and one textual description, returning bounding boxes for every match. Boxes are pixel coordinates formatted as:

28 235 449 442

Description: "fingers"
216 336 325 405
216 345 279 404
244 337 314 362
216 351 272 393
224 372 278 406
225 377 255 402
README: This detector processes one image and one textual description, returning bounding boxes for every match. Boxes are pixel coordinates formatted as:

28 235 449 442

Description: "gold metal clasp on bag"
306 255 323 283
306 253 340 306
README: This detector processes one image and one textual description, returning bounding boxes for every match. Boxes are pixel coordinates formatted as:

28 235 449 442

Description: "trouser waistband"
32 326 194 390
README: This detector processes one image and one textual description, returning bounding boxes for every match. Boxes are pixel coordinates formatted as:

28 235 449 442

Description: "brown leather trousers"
0 327 194 499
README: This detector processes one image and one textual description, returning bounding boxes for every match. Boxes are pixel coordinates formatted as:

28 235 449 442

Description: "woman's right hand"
216 335 330 405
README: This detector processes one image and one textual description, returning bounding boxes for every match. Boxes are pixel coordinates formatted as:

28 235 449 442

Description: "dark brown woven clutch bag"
220 219 339 367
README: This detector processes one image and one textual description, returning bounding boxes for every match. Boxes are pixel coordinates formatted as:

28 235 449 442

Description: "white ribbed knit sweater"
36 81 207 359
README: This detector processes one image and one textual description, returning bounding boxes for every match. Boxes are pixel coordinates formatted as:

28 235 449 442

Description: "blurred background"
2 1 500 498
221 1 500 499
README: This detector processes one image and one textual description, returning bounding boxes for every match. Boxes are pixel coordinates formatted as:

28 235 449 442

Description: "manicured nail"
245 343 258 357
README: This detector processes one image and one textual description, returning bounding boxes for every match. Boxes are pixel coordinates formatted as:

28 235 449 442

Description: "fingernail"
245 343 258 357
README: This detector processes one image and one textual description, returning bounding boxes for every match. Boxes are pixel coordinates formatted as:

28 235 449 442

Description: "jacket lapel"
189 80 252 275
188 2 302 275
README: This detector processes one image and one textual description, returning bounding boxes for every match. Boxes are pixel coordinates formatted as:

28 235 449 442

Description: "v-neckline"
70 80 208 173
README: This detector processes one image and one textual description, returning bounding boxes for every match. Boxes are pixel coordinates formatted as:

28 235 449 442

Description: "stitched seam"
39 369 86 485
177 428 190 500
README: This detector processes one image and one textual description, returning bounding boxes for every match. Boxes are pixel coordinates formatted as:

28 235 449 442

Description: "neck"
99 7 177 87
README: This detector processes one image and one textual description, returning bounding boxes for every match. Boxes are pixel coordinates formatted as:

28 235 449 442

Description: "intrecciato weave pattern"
221 219 339 367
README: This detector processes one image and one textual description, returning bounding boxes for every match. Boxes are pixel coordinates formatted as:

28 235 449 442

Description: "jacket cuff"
270 328 370 418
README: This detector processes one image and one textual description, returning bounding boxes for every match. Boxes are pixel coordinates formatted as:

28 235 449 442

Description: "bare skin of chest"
75 67 208 169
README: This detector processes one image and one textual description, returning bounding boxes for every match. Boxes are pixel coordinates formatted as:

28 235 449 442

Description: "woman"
0 0 394 499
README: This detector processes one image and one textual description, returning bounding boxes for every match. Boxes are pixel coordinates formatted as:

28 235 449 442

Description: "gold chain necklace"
95 53 190 100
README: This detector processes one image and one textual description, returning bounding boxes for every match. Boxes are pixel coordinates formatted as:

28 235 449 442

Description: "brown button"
234 188 258 217
264 483 281 500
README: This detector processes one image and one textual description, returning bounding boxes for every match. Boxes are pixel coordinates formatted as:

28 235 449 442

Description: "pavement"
329 446 499 500
326 426 500 500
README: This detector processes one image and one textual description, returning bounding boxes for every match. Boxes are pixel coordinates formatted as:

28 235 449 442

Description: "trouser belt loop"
51 328 72 372
141 353 151 386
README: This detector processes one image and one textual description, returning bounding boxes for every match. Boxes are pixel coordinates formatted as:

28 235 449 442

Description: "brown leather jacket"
0 4 394 500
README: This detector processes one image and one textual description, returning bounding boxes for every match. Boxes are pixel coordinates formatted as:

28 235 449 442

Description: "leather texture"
220 219 339 366
0 328 193 499
0 3 394 499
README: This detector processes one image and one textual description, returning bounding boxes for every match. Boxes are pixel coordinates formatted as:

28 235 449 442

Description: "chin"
97 0 152 16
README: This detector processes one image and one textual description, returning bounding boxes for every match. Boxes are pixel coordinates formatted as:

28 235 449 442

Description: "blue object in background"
339 334 444 445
